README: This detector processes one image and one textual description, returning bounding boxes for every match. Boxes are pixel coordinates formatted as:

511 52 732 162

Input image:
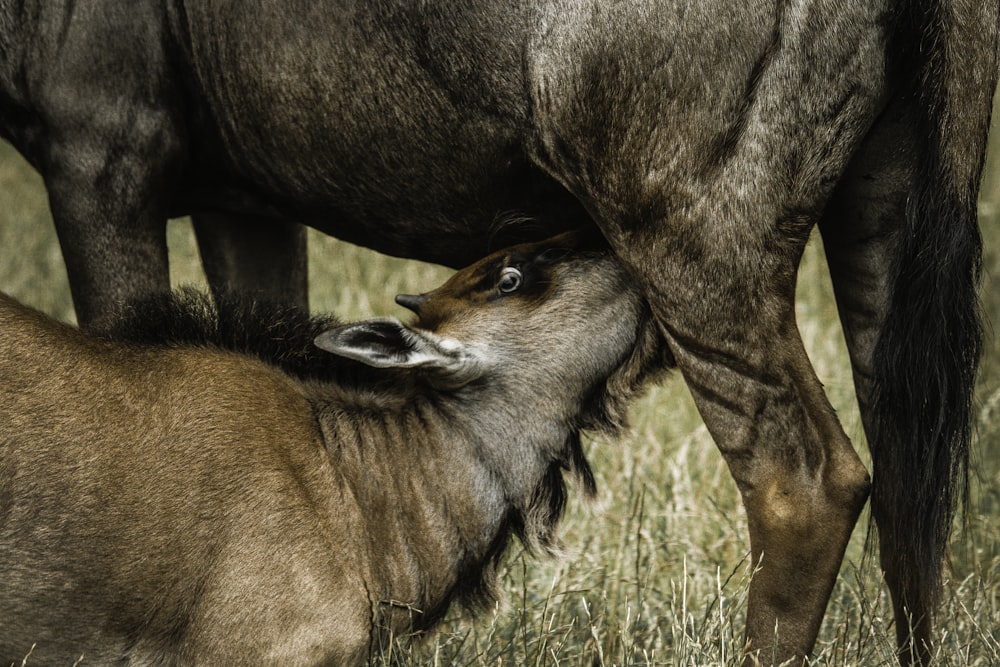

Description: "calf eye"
498 267 523 294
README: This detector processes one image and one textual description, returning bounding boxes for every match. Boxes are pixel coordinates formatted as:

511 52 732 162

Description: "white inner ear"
404 329 495 387
316 318 494 387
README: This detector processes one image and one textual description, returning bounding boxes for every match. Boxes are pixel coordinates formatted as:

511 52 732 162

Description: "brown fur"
0 233 670 666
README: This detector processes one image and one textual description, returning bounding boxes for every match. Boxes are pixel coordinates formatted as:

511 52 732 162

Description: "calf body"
0 234 667 665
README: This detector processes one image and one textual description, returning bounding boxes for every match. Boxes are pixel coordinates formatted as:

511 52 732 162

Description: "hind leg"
819 102 931 665
593 210 871 664
192 213 309 311
820 103 911 428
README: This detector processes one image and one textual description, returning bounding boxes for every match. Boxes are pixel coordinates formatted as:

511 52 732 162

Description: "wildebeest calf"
0 233 668 665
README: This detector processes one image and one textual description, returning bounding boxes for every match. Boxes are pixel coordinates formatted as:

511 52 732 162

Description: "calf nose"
395 293 427 314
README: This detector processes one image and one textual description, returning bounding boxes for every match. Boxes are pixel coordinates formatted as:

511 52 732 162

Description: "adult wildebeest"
0 234 669 666
0 0 997 664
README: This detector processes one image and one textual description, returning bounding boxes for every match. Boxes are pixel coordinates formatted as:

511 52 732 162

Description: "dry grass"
2 94 1000 665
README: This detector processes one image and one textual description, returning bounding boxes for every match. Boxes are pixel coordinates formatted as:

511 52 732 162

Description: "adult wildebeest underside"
0 1 997 664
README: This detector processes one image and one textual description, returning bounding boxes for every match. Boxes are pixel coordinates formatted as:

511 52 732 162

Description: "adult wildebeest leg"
192 213 309 311
45 132 177 334
527 1 991 658
823 81 987 664
596 218 871 665
819 105 919 661
3 5 184 334
526 5 891 654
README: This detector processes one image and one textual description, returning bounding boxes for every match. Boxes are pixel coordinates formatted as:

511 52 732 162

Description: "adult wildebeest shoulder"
0 1 997 663
0 234 668 666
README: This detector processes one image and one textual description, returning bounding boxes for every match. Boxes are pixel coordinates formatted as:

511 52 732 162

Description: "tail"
870 0 997 659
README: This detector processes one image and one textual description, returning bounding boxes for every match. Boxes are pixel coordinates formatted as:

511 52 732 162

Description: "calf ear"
315 318 490 387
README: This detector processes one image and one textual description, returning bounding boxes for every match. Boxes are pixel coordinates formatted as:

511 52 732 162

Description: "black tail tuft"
870 0 995 648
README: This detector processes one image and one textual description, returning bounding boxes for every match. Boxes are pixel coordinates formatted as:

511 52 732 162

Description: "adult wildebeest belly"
1 1 997 665
175 0 879 268
172 1 592 267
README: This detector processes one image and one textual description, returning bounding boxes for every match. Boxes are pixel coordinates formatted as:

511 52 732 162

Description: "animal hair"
101 288 350 381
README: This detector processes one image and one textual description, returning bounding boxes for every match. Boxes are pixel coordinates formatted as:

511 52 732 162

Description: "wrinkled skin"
0 1 997 664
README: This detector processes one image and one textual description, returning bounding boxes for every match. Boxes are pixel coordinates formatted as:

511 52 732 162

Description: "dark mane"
437 448 578 622
100 288 349 381
449 315 674 616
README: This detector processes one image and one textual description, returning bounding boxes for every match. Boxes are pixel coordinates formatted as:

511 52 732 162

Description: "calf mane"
437 453 575 622
100 288 352 381
451 320 674 616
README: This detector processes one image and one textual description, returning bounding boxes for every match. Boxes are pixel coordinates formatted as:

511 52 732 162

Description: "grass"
2 92 1000 665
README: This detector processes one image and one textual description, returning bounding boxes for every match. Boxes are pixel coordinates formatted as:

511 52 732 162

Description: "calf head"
315 231 671 429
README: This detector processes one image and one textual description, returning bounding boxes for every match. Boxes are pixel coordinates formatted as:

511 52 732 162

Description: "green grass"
2 94 1000 665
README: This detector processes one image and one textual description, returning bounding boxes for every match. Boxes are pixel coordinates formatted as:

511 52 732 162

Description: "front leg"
192 212 309 311
607 221 870 664
44 130 177 334
21 10 183 333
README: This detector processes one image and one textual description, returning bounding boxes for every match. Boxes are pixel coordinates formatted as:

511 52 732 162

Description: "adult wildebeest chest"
1 1 997 665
